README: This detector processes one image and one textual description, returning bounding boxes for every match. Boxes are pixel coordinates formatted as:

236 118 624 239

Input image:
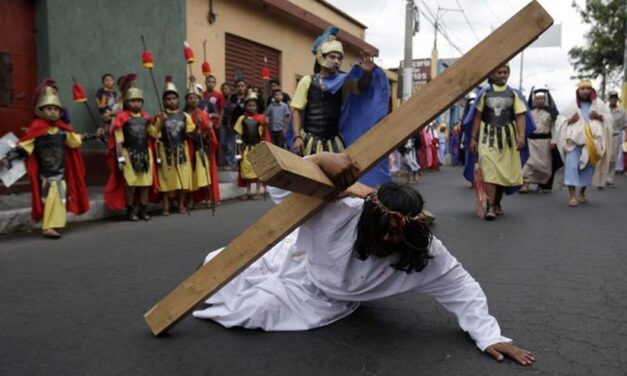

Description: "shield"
0 132 27 187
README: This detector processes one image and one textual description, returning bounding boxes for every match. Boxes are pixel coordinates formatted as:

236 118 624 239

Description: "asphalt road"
1 167 625 376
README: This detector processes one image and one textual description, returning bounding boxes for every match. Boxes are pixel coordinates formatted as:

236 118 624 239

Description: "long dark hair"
353 183 433 273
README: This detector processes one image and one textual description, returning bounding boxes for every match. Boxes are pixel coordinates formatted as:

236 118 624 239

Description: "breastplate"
123 116 149 152
161 112 186 147
161 111 187 165
482 89 515 127
241 118 261 145
34 131 66 177
303 75 343 138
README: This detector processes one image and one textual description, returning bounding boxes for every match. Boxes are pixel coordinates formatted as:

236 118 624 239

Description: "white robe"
556 99 612 185
193 188 512 351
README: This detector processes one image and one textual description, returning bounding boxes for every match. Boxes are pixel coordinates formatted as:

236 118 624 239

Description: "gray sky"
327 0 598 109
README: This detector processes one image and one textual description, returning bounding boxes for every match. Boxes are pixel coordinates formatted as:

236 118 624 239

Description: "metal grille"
225 33 281 91
0 52 12 107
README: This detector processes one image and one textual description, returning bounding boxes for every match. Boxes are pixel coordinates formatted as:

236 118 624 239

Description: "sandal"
138 205 151 221
42 228 62 239
127 206 139 222
568 198 579 207
484 202 496 221
494 205 504 216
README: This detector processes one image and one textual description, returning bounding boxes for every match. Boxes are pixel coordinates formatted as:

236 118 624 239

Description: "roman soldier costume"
2 80 90 238
152 76 194 193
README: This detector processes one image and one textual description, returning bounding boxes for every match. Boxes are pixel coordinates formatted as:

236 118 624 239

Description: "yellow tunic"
186 116 211 191
190 148 211 191
234 115 265 180
476 84 526 186
148 110 195 192
114 113 154 187
19 127 82 230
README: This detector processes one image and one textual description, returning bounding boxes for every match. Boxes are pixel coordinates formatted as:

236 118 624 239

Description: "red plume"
142 51 154 68
183 41 195 64
118 73 137 94
33 79 59 105
165 75 173 83
261 66 271 80
202 61 212 77
72 82 87 103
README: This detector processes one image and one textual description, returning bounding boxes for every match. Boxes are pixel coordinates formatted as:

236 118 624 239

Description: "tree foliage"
569 0 625 95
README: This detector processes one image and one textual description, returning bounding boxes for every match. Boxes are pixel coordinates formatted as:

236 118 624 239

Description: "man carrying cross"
144 2 552 367
193 151 534 366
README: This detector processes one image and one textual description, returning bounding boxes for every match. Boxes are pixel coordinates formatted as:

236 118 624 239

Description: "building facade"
1 0 392 190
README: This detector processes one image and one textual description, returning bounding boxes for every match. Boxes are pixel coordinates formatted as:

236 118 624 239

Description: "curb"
0 181 248 235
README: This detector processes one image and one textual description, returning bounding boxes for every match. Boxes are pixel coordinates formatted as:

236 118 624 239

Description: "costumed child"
0 80 93 238
234 92 269 200
103 75 158 220
151 76 195 215
184 77 218 209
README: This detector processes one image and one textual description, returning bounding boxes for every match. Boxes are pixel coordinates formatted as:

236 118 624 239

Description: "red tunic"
187 108 221 203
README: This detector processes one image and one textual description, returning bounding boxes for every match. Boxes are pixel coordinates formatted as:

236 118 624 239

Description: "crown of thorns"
365 190 426 228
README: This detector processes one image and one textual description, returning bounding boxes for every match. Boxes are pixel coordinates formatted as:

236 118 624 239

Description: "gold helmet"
163 75 179 97
244 91 258 104
186 78 203 99
124 82 144 102
34 81 63 118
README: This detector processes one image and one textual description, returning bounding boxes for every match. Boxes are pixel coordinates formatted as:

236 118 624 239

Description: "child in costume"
234 92 268 199
184 77 218 209
151 76 195 215
1 80 92 238
103 75 158 220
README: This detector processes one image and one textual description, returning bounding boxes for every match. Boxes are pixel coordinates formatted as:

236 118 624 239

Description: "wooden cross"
144 1 553 336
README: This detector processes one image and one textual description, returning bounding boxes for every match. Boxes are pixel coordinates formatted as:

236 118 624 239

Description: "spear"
71 76 103 141
141 35 187 208
202 39 212 77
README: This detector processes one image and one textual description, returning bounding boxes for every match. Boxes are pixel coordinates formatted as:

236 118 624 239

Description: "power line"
481 0 501 22
454 0 480 42
416 7 464 55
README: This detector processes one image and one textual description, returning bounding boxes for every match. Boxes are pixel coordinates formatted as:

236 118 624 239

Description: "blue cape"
461 85 536 195
286 65 391 187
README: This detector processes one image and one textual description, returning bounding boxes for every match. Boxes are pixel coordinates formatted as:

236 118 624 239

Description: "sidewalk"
0 171 247 234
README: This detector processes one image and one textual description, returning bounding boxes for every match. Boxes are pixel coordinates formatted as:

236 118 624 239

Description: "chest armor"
34 131 66 177
161 111 187 165
161 112 186 147
123 116 149 151
304 74 343 138
123 116 150 173
241 118 261 145
482 89 515 127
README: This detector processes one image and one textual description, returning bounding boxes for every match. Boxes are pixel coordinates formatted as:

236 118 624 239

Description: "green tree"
569 0 626 97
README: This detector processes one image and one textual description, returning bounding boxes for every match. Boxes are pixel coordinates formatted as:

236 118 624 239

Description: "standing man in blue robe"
290 27 390 187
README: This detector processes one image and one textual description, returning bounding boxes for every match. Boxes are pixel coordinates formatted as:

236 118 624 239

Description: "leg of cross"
144 1 553 336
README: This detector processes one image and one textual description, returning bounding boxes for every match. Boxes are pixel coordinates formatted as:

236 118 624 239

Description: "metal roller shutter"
225 33 281 94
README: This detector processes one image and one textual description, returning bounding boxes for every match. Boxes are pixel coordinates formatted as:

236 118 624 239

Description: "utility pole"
432 7 462 80
431 8 439 80
402 0 415 102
